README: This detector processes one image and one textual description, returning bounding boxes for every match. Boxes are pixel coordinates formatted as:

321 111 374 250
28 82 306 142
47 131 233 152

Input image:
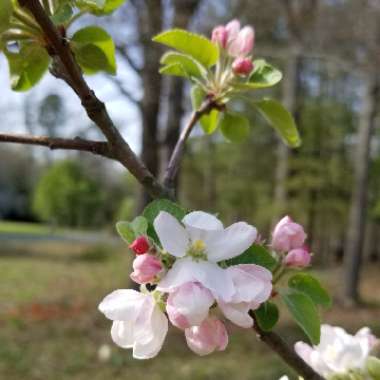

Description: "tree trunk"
343 74 379 305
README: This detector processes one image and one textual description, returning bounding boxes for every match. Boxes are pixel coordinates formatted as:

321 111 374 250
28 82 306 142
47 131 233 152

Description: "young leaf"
0 0 13 34
288 273 332 308
71 26 116 75
226 244 277 271
254 302 279 331
76 0 125 15
4 43 50 91
281 289 321 345
51 3 73 24
131 216 148 236
153 29 219 68
220 112 250 143
160 51 205 78
254 98 301 148
248 59 282 88
190 85 219 134
116 221 135 244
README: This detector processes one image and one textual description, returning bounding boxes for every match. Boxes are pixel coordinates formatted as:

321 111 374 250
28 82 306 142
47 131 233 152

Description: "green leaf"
281 289 321 345
288 273 332 308
248 59 282 88
254 302 279 331
190 85 219 134
153 29 219 68
220 112 250 143
51 3 73 24
367 357 380 380
0 0 13 34
4 43 50 91
160 51 205 78
131 216 148 236
143 199 187 243
254 98 301 148
226 244 277 271
115 221 135 244
76 0 125 14
71 26 116 75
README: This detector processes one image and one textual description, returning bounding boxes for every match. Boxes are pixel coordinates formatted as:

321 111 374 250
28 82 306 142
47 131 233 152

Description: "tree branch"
0 133 115 158
251 315 325 380
19 0 170 200
116 45 142 74
109 76 142 107
163 99 218 190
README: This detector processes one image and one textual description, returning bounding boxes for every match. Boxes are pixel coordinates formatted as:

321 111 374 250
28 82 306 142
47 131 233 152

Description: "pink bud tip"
211 25 228 48
232 57 254 75
271 216 307 252
283 247 311 268
129 236 150 255
130 253 163 284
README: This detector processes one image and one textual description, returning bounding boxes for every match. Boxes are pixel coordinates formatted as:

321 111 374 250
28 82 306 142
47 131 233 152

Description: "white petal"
98 289 146 321
111 320 134 348
204 222 257 262
218 301 253 328
157 258 235 302
183 211 224 231
153 211 189 258
133 304 168 359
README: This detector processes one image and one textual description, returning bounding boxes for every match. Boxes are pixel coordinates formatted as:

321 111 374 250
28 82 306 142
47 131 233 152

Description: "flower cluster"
272 216 311 268
99 210 273 359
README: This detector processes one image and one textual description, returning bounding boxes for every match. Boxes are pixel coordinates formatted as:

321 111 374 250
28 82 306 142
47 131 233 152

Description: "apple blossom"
232 57 254 76
211 25 228 48
185 317 228 356
228 25 255 57
98 289 168 359
225 19 241 42
272 216 307 252
295 324 378 378
130 253 163 284
283 247 311 268
218 264 272 328
166 282 214 329
154 210 257 301
129 236 150 255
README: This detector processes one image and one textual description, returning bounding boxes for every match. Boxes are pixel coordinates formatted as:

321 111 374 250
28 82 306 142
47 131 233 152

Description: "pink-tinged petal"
283 247 311 268
111 320 135 348
185 318 228 356
153 211 189 257
211 25 228 48
294 341 314 364
272 215 307 252
225 19 241 41
130 254 163 284
218 301 253 328
228 26 254 57
167 282 214 329
183 211 224 231
204 222 257 262
98 289 146 321
157 258 235 302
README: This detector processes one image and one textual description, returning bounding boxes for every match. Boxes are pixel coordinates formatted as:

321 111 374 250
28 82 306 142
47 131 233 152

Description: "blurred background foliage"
0 0 380 379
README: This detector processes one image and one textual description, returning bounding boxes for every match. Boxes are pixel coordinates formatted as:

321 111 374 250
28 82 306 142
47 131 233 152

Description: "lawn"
0 233 379 380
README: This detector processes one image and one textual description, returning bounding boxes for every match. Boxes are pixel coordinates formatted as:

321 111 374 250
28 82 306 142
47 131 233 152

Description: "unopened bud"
129 236 150 255
232 57 254 75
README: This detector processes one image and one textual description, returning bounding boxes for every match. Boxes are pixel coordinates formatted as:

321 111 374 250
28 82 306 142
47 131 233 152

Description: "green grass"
0 221 52 235
0 238 379 380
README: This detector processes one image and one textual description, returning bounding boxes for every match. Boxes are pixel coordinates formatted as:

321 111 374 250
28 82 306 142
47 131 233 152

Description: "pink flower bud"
232 57 254 75
185 317 228 356
166 282 214 330
211 25 228 48
225 19 241 41
228 26 255 57
129 236 150 255
271 216 307 252
130 254 162 284
283 247 311 268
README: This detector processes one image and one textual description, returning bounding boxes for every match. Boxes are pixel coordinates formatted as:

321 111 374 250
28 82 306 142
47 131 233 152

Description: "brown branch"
163 99 217 190
0 133 115 158
251 315 325 380
19 0 170 200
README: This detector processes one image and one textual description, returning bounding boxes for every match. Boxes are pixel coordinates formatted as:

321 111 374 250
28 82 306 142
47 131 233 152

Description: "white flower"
218 264 272 328
278 377 290 380
295 324 378 377
154 210 257 302
98 289 168 359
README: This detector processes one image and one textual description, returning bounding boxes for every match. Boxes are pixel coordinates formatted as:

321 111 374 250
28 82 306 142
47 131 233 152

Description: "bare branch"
108 76 142 107
0 133 115 158
163 99 219 190
251 314 325 380
116 46 142 74
19 0 170 199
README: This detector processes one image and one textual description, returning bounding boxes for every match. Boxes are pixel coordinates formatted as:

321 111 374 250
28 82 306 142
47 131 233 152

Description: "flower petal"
182 211 224 231
157 258 235 302
204 222 257 262
218 301 253 328
153 211 189 258
98 289 146 321
111 320 134 348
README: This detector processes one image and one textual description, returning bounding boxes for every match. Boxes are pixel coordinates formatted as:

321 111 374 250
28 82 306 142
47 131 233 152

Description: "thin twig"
17 0 170 200
251 314 325 380
109 76 142 107
163 99 216 189
0 133 114 158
